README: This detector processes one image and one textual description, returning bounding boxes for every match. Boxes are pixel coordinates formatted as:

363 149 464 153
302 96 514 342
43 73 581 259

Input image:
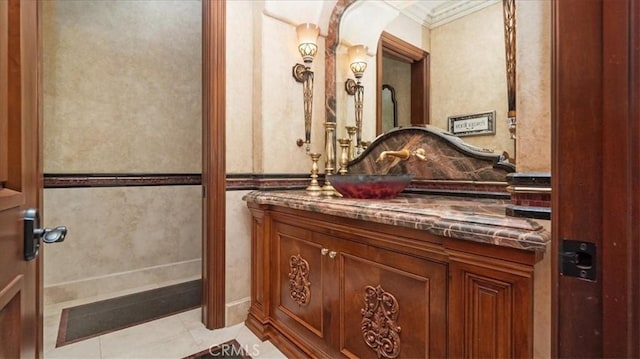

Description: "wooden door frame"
1 0 41 356
552 0 639 356
202 0 226 329
375 31 429 134
601 1 638 355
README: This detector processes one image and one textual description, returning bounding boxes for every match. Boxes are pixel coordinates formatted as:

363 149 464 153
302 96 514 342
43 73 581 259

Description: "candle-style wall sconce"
292 23 320 153
344 44 368 153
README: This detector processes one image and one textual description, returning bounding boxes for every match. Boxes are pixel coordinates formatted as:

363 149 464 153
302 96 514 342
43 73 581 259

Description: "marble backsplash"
348 127 514 182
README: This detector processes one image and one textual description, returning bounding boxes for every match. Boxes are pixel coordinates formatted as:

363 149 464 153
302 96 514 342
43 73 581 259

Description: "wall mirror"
332 0 515 162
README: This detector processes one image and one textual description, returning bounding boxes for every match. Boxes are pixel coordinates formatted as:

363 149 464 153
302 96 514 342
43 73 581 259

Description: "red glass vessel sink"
328 174 412 199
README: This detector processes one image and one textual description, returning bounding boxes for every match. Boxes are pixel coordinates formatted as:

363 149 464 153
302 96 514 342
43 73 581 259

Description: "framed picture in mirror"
447 111 496 137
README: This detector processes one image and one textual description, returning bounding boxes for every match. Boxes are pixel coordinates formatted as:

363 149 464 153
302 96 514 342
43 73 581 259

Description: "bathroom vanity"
243 191 549 358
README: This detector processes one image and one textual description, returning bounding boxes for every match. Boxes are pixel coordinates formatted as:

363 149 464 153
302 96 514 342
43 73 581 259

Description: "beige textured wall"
43 186 202 304
516 0 551 172
259 14 327 171
430 3 513 156
227 1 329 174
227 0 255 174
224 1 256 323
224 191 252 325
42 1 202 305
381 56 411 128
42 0 202 174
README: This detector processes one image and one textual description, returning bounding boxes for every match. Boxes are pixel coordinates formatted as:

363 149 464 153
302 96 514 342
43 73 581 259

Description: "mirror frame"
324 0 357 127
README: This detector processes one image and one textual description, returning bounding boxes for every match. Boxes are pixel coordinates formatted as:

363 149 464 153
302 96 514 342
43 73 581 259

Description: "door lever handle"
36 226 67 244
24 209 68 261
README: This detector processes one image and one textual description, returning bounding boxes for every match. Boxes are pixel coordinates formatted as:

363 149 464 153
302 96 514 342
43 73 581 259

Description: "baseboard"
225 297 251 326
44 259 202 306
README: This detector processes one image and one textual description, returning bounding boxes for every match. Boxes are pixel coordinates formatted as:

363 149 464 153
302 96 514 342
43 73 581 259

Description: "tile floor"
44 306 287 359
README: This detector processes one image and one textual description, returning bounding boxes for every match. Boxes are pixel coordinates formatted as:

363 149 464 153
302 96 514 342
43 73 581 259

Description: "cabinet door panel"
339 251 447 358
449 260 532 358
272 222 327 342
466 274 511 358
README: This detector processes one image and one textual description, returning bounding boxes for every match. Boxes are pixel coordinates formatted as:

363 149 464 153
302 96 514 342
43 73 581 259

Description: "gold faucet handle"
376 149 411 162
376 148 426 162
412 148 427 161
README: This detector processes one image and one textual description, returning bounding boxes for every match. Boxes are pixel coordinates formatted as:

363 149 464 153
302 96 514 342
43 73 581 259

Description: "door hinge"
560 240 596 281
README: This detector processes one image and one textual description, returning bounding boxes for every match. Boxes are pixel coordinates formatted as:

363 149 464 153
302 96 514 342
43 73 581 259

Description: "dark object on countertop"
329 174 412 199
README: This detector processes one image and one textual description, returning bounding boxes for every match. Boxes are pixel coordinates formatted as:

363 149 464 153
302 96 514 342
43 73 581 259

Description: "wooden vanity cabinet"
246 203 541 358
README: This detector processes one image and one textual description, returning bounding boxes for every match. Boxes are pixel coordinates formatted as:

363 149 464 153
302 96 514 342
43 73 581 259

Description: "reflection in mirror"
377 32 429 134
430 2 510 155
381 84 397 133
334 0 515 164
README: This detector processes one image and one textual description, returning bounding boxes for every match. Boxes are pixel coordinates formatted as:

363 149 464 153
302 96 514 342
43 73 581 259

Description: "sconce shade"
348 44 368 79
296 23 320 63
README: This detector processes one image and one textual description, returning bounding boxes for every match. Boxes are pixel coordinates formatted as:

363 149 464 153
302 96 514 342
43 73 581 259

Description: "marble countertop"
243 190 550 252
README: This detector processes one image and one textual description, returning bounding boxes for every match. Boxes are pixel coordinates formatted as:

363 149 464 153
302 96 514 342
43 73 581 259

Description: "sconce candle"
348 44 368 79
345 45 368 151
293 23 320 153
296 23 319 63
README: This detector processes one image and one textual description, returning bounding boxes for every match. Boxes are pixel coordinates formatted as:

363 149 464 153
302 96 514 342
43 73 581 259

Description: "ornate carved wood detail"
288 254 311 305
361 285 402 358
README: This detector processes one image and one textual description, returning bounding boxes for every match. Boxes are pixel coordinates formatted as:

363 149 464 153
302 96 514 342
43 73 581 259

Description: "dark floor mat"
183 340 251 359
56 280 201 347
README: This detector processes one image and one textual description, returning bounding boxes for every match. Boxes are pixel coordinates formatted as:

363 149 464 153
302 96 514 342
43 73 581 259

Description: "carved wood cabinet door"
334 241 448 358
270 219 449 358
270 220 341 357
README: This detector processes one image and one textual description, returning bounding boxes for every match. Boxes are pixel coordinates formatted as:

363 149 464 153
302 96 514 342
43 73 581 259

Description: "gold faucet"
376 149 410 162
376 148 427 162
